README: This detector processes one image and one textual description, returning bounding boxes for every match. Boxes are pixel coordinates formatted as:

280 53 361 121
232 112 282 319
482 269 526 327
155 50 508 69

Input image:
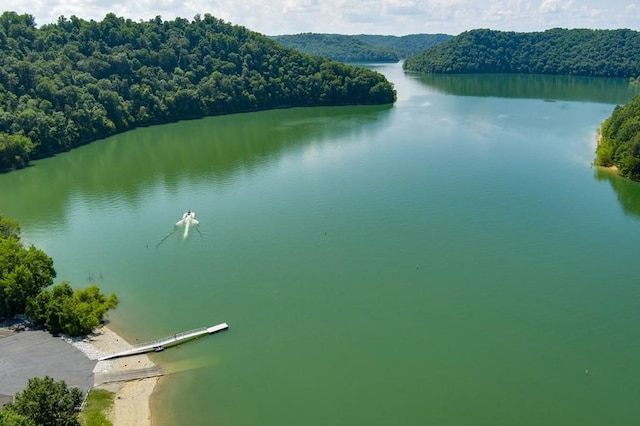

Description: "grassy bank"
80 389 114 426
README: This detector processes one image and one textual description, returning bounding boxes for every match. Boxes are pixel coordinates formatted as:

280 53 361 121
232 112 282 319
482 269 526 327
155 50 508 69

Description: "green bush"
0 376 83 426
26 282 119 337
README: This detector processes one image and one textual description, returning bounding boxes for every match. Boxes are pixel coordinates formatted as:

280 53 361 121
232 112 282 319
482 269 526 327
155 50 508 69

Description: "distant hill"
270 33 452 62
354 34 452 59
403 28 640 78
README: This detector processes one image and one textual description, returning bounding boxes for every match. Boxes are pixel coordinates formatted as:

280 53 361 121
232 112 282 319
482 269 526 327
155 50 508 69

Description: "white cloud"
539 0 573 14
383 0 426 16
1 0 638 35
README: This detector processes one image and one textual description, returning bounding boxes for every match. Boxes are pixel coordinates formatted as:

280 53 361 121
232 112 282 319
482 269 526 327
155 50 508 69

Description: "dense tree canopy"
27 282 119 336
0 11 396 172
403 28 640 78
355 34 452 59
271 33 400 62
596 93 640 181
0 235 56 318
0 376 83 426
270 33 452 62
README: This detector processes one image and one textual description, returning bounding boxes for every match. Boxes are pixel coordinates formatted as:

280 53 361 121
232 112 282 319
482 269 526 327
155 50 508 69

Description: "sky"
3 0 639 36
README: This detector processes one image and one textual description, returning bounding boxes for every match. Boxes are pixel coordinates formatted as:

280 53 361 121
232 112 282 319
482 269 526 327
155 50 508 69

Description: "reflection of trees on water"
412 73 640 104
594 167 640 217
0 105 392 226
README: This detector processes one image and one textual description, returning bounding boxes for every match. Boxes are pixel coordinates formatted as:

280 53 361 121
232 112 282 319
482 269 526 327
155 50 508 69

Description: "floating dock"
98 322 228 361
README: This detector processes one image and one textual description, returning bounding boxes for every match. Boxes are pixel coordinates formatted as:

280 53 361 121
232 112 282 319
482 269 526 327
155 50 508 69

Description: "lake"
2 63 640 425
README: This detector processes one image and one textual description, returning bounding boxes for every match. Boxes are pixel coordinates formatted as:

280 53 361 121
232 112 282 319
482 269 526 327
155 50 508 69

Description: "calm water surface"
2 63 640 425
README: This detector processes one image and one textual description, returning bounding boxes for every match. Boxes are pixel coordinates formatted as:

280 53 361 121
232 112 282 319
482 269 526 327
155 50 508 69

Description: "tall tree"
0 238 56 319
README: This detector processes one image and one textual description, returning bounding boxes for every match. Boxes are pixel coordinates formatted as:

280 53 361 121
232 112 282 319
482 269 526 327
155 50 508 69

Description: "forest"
596 93 640 181
403 28 640 78
0 11 396 172
270 33 452 62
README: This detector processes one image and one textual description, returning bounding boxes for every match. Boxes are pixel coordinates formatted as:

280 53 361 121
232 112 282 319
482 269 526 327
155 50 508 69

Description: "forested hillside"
271 33 399 62
270 33 452 62
596 94 640 181
355 34 452 59
403 28 640 78
0 11 396 172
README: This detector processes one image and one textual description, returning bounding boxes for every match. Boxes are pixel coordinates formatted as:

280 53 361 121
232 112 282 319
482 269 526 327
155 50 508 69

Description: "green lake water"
2 63 640 425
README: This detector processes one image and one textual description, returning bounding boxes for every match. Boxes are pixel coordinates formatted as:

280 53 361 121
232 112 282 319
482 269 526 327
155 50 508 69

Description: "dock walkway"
98 323 228 361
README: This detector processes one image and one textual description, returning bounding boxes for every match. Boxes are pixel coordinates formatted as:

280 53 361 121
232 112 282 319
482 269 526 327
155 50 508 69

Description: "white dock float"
98 322 228 361
207 323 228 334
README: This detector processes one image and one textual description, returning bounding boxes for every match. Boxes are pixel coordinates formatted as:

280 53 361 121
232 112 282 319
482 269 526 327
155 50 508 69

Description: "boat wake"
154 210 201 248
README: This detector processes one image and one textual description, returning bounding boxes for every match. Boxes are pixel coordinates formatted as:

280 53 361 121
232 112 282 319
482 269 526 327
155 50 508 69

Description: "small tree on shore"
0 376 83 426
26 282 119 337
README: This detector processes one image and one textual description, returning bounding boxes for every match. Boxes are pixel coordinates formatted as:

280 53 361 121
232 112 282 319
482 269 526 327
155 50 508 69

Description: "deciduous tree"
0 238 55 319
0 376 83 426
26 282 119 336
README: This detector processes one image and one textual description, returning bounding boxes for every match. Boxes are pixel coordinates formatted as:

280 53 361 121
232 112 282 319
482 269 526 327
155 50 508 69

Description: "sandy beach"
70 325 159 426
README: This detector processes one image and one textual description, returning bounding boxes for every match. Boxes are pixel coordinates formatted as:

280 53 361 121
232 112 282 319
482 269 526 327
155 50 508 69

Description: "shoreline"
69 325 159 426
594 130 621 175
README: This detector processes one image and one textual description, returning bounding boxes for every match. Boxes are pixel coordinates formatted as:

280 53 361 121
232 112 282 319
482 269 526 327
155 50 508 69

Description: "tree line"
271 33 400 62
0 214 118 336
270 33 452 62
403 28 640 78
0 11 396 172
595 93 640 181
356 34 452 59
